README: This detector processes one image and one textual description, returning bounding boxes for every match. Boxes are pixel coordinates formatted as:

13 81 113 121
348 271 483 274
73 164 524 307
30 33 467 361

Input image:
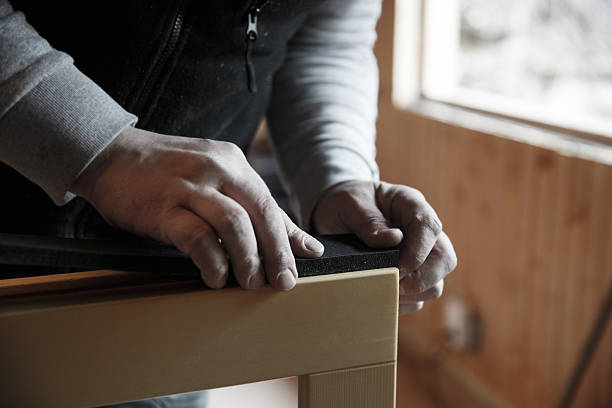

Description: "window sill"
394 98 612 166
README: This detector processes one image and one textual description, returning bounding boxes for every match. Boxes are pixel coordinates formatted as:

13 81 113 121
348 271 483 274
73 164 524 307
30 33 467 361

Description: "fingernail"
247 272 265 289
389 228 403 237
276 269 296 290
304 237 324 254
377 228 403 241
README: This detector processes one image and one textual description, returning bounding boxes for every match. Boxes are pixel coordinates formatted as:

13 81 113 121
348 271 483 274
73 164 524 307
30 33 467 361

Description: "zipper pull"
245 8 260 93
246 9 259 41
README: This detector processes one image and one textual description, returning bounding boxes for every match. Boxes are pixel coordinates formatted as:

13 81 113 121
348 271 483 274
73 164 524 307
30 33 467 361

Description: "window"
394 0 612 138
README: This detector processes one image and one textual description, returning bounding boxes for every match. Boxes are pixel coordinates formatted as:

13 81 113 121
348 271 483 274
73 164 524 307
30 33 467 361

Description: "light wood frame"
0 267 398 407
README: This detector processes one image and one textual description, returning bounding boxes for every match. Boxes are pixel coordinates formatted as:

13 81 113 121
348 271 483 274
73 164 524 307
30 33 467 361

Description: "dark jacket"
2 0 325 239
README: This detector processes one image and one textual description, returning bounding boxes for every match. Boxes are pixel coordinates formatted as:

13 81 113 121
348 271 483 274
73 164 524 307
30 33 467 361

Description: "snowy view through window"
425 0 612 135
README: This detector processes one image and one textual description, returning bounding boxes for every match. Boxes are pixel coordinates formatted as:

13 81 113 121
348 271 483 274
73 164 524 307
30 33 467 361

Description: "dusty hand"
312 180 457 314
71 127 324 290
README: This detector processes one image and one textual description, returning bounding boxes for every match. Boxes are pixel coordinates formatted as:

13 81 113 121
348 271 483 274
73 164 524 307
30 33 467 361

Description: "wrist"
70 126 137 200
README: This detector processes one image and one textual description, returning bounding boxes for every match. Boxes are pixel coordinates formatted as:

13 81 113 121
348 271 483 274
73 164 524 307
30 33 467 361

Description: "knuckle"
431 282 444 299
274 249 295 267
203 152 228 174
408 187 426 202
285 219 301 237
394 186 425 203
220 208 248 232
365 214 386 228
415 212 443 236
406 269 428 293
446 251 458 272
241 255 261 272
200 141 245 169
183 226 213 253
257 196 279 219
411 249 429 268
220 141 245 158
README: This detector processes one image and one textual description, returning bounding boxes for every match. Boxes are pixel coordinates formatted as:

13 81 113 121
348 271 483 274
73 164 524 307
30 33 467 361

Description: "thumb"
345 201 403 248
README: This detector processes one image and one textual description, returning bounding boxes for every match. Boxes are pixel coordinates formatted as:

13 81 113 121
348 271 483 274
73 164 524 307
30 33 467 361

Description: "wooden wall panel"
377 108 612 407
375 1 612 406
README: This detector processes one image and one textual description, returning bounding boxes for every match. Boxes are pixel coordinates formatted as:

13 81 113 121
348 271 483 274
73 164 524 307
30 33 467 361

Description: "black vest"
2 0 325 239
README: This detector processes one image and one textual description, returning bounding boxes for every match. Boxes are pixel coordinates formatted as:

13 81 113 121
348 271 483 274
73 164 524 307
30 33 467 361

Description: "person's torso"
2 0 325 239
11 0 325 144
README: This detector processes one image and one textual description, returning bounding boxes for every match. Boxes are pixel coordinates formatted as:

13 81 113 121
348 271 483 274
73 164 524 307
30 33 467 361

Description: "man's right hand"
71 127 324 290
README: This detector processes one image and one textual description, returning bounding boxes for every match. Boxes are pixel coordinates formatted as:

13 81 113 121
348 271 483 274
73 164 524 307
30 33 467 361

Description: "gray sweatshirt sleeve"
267 0 382 229
0 0 137 205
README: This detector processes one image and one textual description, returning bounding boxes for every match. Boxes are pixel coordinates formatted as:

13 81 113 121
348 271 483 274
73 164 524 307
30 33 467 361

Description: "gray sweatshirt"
0 0 381 228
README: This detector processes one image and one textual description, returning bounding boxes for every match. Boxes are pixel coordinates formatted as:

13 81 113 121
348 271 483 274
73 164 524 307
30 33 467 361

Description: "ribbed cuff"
0 63 137 205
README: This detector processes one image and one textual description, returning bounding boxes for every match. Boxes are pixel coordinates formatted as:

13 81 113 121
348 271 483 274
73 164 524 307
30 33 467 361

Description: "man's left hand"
312 180 457 315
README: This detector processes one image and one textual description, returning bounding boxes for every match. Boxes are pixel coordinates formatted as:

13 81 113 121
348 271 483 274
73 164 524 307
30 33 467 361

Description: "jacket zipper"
245 0 270 93
137 0 186 123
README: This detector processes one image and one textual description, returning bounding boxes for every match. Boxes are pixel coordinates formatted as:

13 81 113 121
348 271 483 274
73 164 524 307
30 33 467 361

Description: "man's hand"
312 180 457 315
71 127 324 290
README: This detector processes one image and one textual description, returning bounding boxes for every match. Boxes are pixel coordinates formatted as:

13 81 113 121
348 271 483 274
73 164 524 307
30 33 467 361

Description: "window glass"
422 0 612 135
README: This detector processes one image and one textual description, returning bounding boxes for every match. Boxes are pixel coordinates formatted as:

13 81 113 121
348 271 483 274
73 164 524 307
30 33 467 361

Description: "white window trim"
392 0 612 150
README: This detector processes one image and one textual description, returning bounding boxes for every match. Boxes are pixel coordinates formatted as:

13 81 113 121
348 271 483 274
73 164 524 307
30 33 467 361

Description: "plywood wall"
375 1 612 407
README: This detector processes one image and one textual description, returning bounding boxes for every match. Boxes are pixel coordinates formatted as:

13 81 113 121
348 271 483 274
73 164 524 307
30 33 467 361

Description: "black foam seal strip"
297 234 399 277
0 233 399 281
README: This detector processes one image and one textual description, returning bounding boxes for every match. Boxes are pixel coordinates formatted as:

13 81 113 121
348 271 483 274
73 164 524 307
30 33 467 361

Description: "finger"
323 182 403 248
400 279 444 303
377 183 442 278
221 170 297 291
157 207 229 289
342 199 404 249
281 210 324 258
187 189 265 290
399 302 424 315
401 232 456 295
